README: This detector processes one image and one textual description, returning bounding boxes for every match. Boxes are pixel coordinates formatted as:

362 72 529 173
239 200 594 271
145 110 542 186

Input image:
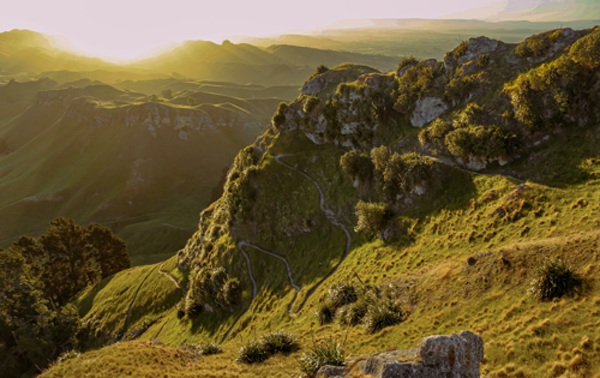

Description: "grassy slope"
47 131 599 377
40 30 600 377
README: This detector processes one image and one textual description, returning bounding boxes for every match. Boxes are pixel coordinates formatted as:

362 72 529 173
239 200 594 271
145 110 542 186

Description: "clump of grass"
338 299 368 326
237 340 269 364
363 300 403 334
529 259 583 301
327 283 358 309
198 342 223 356
260 331 300 355
298 338 345 378
315 303 335 325
237 330 300 364
182 342 223 356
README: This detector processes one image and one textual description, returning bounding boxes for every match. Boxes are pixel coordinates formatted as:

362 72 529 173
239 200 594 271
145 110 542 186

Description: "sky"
1 0 504 61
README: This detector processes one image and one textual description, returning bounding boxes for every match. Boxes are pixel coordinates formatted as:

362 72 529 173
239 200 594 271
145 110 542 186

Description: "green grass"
41 27 600 378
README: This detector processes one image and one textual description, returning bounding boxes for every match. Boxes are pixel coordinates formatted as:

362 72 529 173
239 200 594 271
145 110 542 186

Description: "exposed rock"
444 36 500 72
316 365 348 378
63 99 254 138
357 330 484 378
410 97 448 127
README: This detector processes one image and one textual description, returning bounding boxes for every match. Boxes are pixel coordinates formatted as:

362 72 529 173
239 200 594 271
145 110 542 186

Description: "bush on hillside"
237 331 300 364
338 299 369 326
259 331 300 356
272 102 288 129
315 302 335 325
418 118 453 146
370 147 433 197
396 56 419 75
363 299 403 334
444 124 516 159
327 282 358 309
354 201 390 239
340 150 374 184
298 338 345 378
529 259 583 301
186 266 241 316
237 341 269 364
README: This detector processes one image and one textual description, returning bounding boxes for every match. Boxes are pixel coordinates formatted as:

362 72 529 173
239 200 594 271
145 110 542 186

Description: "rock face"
361 330 483 378
317 330 483 378
410 97 448 127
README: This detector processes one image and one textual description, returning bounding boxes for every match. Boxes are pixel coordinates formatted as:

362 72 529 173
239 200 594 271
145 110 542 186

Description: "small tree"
355 201 390 239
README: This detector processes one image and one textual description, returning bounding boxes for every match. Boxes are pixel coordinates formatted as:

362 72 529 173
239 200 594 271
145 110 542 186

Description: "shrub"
260 331 300 355
419 118 452 146
339 150 374 183
298 339 345 378
397 56 419 75
183 342 222 356
363 300 403 334
237 331 300 364
316 64 329 75
327 283 358 309
529 259 583 301
354 201 390 238
338 299 368 326
272 102 288 128
237 341 269 364
444 124 515 159
198 342 222 356
315 303 335 325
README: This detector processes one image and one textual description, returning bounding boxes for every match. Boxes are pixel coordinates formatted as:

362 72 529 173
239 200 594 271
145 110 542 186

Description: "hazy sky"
1 0 503 60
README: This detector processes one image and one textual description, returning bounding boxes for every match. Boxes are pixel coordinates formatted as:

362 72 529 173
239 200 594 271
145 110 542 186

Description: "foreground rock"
317 330 483 378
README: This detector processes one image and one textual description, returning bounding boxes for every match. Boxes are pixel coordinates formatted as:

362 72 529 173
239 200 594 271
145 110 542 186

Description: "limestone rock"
410 97 448 128
357 330 483 378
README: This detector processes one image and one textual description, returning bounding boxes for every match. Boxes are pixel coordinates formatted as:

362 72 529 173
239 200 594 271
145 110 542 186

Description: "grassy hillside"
0 83 273 263
37 26 600 378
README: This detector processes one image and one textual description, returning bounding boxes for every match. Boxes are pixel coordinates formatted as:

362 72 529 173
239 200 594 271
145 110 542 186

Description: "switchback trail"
238 240 301 292
236 241 258 301
158 261 187 292
274 154 352 313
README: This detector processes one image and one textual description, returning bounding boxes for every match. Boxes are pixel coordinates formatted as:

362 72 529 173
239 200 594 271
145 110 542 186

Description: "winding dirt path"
158 262 187 292
236 241 258 301
273 154 352 313
238 240 301 291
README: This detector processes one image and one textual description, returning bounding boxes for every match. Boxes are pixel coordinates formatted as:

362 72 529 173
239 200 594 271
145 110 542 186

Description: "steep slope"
44 27 600 378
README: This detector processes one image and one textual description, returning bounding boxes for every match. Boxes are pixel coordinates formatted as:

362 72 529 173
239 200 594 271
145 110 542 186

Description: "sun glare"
1 0 502 61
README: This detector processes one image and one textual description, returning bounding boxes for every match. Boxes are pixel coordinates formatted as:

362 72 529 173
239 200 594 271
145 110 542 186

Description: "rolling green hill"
36 26 600 378
0 82 278 264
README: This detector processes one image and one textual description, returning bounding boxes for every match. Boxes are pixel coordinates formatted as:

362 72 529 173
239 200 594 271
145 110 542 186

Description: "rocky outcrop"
318 330 483 378
62 98 256 139
301 65 378 95
444 36 501 73
410 97 448 128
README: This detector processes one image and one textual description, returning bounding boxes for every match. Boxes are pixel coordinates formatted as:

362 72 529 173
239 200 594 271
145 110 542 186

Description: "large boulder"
357 330 484 378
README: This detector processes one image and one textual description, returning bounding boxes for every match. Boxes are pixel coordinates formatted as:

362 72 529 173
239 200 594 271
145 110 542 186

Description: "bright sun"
1 0 500 61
